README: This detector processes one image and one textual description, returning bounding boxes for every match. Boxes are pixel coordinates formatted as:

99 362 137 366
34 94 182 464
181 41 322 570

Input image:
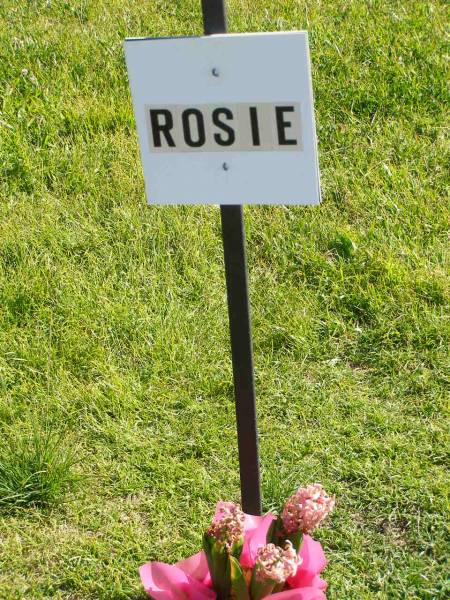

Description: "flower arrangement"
140 484 334 600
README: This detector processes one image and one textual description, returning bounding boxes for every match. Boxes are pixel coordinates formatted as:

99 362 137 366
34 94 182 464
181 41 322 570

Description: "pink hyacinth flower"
240 511 277 567
282 485 335 535
140 503 328 599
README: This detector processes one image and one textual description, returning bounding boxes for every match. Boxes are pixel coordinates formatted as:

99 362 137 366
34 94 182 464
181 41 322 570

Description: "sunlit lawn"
0 1 448 598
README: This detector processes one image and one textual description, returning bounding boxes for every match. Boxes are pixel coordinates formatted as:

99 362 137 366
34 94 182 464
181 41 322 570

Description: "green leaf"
203 532 214 567
267 516 303 553
202 533 230 599
286 530 303 553
230 537 244 561
229 555 250 600
266 518 277 545
250 567 276 600
267 516 284 545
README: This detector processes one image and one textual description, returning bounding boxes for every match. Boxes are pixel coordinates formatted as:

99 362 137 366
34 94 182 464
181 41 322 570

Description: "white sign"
124 32 321 205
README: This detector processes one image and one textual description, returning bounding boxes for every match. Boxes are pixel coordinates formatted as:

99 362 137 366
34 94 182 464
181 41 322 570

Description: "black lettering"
182 109 206 147
149 109 175 148
275 106 297 145
212 108 235 146
249 106 260 146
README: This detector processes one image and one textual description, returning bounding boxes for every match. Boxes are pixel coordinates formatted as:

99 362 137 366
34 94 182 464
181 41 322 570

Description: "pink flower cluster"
282 484 335 535
207 502 245 549
255 541 300 583
140 484 334 600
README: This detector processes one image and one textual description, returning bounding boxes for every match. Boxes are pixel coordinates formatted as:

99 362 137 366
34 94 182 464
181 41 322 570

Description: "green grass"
0 0 448 598
0 421 79 511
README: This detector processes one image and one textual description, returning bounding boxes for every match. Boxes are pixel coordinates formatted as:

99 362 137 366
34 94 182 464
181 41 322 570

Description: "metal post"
201 0 262 515
219 205 262 515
